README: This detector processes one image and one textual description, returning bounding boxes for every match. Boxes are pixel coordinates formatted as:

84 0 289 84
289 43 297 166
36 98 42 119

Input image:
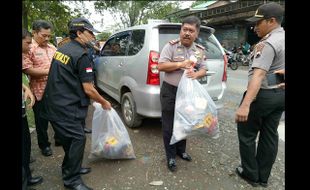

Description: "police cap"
246 2 284 23
68 17 100 33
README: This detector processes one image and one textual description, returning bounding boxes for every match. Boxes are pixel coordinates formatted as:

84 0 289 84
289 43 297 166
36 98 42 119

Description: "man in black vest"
41 17 111 190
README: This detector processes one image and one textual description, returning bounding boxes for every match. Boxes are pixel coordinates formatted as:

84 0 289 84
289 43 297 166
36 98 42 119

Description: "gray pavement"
28 66 284 189
28 108 284 189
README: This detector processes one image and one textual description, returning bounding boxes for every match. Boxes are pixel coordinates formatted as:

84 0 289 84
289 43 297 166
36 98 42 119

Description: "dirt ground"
29 94 284 190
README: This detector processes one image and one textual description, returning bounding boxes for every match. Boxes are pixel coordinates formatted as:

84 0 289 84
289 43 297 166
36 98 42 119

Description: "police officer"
158 16 207 172
41 17 111 190
235 2 285 188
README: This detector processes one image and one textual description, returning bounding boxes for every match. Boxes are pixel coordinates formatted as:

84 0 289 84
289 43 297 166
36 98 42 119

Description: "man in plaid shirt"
22 20 59 157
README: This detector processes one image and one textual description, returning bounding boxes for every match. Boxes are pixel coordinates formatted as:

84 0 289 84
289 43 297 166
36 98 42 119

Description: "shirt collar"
177 39 196 50
31 38 54 49
270 26 284 34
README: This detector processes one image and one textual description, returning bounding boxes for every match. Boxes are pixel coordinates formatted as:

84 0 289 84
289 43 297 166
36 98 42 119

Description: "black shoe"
41 147 52 157
235 166 259 187
178 152 192 161
64 183 93 190
83 128 92 133
27 176 43 186
167 158 176 172
29 156 36 163
79 167 91 175
259 181 268 188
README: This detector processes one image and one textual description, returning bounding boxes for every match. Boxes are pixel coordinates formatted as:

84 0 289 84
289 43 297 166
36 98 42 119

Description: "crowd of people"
22 2 284 190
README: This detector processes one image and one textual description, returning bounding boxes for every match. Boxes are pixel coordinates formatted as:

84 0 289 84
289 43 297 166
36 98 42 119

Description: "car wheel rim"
123 98 132 122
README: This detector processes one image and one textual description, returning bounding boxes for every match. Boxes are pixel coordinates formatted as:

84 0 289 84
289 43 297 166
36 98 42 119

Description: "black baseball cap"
246 2 284 23
68 17 100 33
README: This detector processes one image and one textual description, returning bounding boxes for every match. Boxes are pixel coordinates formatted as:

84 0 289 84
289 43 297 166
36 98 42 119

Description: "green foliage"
22 74 35 128
22 0 85 43
94 0 182 28
96 32 112 41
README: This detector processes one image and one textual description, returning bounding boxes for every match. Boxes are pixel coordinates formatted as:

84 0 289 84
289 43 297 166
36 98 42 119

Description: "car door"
96 31 131 101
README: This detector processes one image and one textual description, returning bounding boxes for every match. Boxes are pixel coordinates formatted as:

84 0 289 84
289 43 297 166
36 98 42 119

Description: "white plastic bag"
170 71 220 145
89 102 136 160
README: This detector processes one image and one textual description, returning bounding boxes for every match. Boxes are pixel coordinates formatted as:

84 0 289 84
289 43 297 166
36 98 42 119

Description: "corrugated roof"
190 1 217 10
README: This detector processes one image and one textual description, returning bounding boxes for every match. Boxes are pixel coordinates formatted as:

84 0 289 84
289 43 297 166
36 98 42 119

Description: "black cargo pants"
160 81 186 161
50 119 86 187
237 88 285 183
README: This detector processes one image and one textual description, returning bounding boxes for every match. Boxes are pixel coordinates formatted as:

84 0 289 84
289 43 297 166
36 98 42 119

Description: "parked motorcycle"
241 49 251 66
231 46 251 66
224 49 238 70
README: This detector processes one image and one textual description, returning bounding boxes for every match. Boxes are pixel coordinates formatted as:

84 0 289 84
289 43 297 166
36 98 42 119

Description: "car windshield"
159 26 222 59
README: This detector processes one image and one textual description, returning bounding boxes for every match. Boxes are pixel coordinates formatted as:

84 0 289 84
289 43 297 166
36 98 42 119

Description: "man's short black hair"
32 20 53 32
22 28 32 39
182 16 201 32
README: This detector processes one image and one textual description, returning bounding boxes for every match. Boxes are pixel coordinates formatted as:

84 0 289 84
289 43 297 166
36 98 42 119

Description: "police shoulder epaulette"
169 39 180 45
195 43 205 50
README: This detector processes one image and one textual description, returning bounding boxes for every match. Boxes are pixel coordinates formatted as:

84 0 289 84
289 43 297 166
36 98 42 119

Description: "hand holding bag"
170 70 220 145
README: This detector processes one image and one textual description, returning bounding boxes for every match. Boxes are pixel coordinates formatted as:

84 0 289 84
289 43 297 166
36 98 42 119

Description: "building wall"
214 25 247 50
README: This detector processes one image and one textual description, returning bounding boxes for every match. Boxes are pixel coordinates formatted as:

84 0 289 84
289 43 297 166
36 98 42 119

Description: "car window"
128 30 145 56
101 31 130 56
101 38 114 56
159 27 222 59
159 27 180 52
196 32 222 59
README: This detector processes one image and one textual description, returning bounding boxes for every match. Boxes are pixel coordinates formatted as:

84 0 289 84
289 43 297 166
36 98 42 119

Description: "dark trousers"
237 88 284 183
50 119 86 187
22 114 31 182
33 100 51 150
22 166 27 190
160 81 186 160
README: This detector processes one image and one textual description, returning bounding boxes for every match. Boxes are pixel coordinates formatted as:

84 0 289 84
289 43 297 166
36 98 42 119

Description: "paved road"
28 68 284 190
226 69 285 141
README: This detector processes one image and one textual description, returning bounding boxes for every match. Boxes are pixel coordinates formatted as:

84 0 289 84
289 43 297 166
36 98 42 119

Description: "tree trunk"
22 1 28 29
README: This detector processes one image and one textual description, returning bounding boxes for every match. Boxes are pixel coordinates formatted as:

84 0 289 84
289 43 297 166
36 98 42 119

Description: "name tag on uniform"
173 56 185 62
35 53 43 56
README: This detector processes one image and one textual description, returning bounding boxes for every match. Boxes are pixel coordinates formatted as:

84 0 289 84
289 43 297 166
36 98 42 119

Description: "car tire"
121 92 142 128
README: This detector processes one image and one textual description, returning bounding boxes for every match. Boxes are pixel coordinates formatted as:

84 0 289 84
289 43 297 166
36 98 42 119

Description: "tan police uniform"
237 26 285 183
159 39 207 86
159 38 207 160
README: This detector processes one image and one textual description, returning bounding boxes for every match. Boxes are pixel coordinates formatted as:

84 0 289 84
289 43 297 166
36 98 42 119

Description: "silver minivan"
94 21 227 128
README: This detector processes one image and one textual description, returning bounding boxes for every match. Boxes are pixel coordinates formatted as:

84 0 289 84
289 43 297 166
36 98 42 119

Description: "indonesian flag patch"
85 67 93 73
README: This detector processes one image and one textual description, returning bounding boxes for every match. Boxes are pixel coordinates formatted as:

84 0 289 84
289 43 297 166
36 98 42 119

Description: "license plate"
198 76 207 84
